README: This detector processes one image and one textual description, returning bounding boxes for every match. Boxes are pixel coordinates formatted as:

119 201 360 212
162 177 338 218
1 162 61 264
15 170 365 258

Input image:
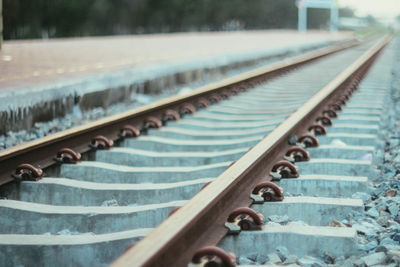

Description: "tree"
3 0 331 40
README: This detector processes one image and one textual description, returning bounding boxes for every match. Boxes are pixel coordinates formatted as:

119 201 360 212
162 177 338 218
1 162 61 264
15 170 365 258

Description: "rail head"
111 35 391 267
0 38 360 186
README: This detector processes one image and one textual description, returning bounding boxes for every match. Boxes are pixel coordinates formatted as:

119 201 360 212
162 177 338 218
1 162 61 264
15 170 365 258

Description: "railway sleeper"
280 174 368 198
58 161 228 183
121 135 262 152
7 177 213 206
295 159 373 177
176 117 284 127
219 226 359 260
147 126 274 140
94 148 247 167
0 199 185 234
317 133 378 147
0 228 152 267
204 105 301 115
252 196 363 226
327 124 379 135
168 119 280 131
307 145 374 160
182 112 289 123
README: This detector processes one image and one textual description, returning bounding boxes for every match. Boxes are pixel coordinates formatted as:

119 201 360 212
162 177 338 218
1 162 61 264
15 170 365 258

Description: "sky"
338 0 400 19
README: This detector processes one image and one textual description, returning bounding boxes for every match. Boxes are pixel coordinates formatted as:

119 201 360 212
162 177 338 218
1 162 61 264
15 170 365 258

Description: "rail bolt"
342 93 350 100
251 181 284 203
322 108 338 118
330 103 342 111
248 80 259 87
230 87 241 95
315 115 332 126
298 134 319 148
308 124 327 136
54 148 81 164
119 125 140 139
225 207 264 234
238 85 247 92
12 163 43 181
285 146 310 162
180 103 196 115
346 89 353 97
191 246 236 267
163 109 180 122
208 93 222 103
338 97 347 105
270 160 299 180
351 79 360 89
220 89 232 99
143 116 162 129
196 98 210 108
90 135 113 149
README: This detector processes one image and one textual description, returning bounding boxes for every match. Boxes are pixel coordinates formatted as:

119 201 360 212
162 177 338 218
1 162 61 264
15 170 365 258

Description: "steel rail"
0 39 359 186
111 35 391 267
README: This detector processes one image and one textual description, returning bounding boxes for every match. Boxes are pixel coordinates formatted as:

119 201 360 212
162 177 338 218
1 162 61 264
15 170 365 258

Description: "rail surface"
0 36 392 267
112 36 391 267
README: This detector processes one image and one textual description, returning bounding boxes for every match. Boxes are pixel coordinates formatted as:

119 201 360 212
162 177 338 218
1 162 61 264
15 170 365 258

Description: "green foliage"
3 0 334 40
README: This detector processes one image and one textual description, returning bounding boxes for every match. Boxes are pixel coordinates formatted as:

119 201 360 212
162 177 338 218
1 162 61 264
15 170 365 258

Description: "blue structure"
296 0 339 32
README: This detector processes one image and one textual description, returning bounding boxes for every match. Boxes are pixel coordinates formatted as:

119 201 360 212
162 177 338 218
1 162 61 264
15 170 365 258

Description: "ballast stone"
360 252 387 266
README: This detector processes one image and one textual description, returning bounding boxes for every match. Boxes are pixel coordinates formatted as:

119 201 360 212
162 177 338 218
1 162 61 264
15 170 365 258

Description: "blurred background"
3 0 399 40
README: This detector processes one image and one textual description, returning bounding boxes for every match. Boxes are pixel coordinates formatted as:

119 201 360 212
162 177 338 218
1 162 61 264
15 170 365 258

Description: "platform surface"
0 30 351 90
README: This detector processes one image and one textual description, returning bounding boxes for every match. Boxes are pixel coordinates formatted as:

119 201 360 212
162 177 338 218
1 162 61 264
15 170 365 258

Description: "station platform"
0 30 352 134
0 30 350 90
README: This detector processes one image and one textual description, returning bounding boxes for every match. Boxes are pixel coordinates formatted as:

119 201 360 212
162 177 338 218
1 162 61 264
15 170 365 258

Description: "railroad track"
0 36 393 267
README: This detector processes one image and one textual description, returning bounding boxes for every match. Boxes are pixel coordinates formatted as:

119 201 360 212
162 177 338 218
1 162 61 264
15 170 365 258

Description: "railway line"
0 35 397 267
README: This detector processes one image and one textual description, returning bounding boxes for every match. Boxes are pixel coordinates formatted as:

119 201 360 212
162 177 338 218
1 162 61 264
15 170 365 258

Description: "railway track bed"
0 36 399 267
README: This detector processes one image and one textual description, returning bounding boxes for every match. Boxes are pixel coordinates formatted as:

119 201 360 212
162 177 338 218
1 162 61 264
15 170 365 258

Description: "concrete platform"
0 31 350 90
0 30 351 134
